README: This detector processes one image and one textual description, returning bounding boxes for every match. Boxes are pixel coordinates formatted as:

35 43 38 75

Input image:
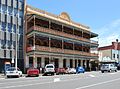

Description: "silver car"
101 64 117 73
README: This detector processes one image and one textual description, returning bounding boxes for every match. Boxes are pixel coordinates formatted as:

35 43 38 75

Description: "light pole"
15 14 18 70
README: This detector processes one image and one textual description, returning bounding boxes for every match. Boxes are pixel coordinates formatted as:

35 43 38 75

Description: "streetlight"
15 14 19 70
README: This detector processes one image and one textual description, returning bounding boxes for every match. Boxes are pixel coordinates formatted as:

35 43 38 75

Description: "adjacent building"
0 0 25 73
98 40 120 63
25 5 98 71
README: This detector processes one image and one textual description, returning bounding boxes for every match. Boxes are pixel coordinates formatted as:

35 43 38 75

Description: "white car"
67 68 76 74
44 64 55 76
6 67 22 78
101 64 117 73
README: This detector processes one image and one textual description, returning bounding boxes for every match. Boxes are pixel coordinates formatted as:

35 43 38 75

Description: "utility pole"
15 14 18 70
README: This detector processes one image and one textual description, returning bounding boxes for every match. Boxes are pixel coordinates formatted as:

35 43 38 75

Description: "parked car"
27 68 39 77
101 64 117 73
76 66 85 73
66 68 76 74
55 68 66 75
6 67 22 78
44 64 55 76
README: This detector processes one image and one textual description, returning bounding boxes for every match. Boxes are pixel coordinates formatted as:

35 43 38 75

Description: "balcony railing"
27 26 96 43
27 46 98 57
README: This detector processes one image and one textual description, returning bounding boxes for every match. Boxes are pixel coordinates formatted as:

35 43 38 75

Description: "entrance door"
63 59 66 68
70 59 73 68
45 58 49 66
54 59 59 68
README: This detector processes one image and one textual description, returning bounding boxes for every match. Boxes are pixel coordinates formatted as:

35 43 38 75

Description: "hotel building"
25 5 98 71
0 0 25 72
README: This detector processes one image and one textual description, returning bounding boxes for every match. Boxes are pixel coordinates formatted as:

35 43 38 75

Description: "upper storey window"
13 0 17 8
2 5 7 13
7 0 12 7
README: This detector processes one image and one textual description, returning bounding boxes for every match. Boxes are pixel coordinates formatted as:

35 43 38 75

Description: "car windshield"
7 68 16 71
102 64 109 67
46 66 53 68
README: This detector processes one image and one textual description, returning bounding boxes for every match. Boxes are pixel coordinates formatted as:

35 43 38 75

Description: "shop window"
37 57 41 68
29 57 33 67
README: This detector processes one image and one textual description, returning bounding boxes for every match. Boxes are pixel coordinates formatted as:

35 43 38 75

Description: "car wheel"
52 73 54 76
36 75 39 77
101 71 104 73
7 76 10 78
108 69 111 72
115 70 117 72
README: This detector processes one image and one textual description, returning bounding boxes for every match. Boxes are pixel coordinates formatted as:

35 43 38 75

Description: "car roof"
46 64 54 66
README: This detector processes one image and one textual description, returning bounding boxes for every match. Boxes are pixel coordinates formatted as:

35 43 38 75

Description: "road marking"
88 74 95 77
76 78 120 89
54 78 60 82
0 81 53 89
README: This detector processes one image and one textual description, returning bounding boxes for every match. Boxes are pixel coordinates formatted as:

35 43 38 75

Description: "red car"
55 68 66 75
27 68 39 77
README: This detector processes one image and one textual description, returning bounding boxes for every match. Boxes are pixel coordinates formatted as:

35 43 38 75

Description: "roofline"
26 5 91 31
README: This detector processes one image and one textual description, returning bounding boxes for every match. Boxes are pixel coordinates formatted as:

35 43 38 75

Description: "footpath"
0 74 5 78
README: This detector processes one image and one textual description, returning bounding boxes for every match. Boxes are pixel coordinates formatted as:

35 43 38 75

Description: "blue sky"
27 0 120 47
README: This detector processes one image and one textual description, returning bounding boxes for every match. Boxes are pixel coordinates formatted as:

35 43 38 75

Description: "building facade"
0 0 25 73
25 5 98 71
98 40 120 63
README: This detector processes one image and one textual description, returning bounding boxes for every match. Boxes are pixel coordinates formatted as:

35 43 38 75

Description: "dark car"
27 68 39 77
76 66 85 73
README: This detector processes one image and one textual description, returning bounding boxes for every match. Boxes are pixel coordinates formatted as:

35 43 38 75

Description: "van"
101 64 117 73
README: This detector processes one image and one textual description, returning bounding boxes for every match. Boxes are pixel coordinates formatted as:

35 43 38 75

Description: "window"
1 40 6 49
10 50 12 58
18 17 22 26
113 54 115 58
13 0 17 8
7 40 12 49
1 0 6 5
2 5 7 13
8 7 13 15
2 22 6 30
13 24 16 33
14 9 18 16
7 0 12 6
37 57 41 68
18 1 23 10
4 50 6 57
8 23 12 32
117 54 119 59
29 57 33 67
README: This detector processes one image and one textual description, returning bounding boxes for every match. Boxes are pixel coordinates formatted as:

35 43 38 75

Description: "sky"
27 0 120 47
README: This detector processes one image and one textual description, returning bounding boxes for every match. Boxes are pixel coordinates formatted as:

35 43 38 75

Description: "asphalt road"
0 71 120 89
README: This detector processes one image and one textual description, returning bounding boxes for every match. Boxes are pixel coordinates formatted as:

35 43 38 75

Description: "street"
0 71 120 89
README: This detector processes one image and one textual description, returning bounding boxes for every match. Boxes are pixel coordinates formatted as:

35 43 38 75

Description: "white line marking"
76 78 120 89
0 81 53 89
89 74 95 77
54 78 60 82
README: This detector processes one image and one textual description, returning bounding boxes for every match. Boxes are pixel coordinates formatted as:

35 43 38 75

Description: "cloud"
94 19 120 47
